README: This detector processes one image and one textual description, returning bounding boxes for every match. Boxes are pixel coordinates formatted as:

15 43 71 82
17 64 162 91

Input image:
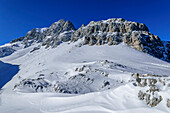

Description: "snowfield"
0 38 170 113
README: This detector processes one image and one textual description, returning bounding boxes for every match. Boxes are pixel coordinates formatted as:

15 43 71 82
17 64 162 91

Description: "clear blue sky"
0 0 170 45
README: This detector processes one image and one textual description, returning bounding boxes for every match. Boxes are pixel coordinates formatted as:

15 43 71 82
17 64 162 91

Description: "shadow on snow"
0 61 19 89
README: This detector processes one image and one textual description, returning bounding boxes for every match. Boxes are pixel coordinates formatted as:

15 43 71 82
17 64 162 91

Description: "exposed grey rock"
103 81 110 87
78 67 84 72
150 96 162 107
168 83 170 87
149 85 159 95
132 73 140 79
10 37 25 43
158 78 166 86
145 93 151 105
131 73 144 86
14 78 52 92
63 20 76 31
104 72 109 77
167 99 170 108
45 19 75 37
30 46 40 53
138 90 146 100
148 78 157 86
145 74 161 77
140 79 147 87
136 77 142 85
138 90 162 107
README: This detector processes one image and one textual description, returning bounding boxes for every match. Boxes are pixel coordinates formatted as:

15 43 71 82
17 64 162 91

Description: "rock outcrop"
71 18 168 62
13 77 52 92
133 73 170 107
167 99 170 108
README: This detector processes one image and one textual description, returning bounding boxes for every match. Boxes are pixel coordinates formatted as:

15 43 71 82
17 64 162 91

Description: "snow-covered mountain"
0 18 170 113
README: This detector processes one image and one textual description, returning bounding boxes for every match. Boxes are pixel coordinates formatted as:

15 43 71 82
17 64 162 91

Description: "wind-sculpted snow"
13 60 134 94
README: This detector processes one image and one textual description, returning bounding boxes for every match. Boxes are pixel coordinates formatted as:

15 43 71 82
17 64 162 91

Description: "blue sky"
0 0 170 45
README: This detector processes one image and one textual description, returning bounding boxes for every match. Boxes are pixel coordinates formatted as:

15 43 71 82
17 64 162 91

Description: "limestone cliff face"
71 18 169 62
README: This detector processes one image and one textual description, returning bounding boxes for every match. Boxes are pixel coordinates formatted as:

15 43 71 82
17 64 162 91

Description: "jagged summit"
83 18 149 32
10 19 76 48
1 18 170 62
48 19 76 31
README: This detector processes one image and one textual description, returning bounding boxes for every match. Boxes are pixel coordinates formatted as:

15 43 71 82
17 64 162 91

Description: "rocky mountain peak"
12 19 76 48
49 19 66 29
49 19 75 31
63 20 76 31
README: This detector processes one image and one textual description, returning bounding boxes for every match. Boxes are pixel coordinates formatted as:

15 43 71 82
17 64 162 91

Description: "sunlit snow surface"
0 39 170 113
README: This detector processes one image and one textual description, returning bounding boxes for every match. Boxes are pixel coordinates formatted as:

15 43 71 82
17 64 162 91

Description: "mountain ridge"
1 18 169 62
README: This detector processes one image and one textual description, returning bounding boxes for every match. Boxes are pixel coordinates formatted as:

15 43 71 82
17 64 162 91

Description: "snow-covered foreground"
1 83 169 113
0 39 170 113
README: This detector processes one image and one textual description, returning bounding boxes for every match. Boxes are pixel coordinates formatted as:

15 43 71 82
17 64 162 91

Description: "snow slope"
0 38 170 113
